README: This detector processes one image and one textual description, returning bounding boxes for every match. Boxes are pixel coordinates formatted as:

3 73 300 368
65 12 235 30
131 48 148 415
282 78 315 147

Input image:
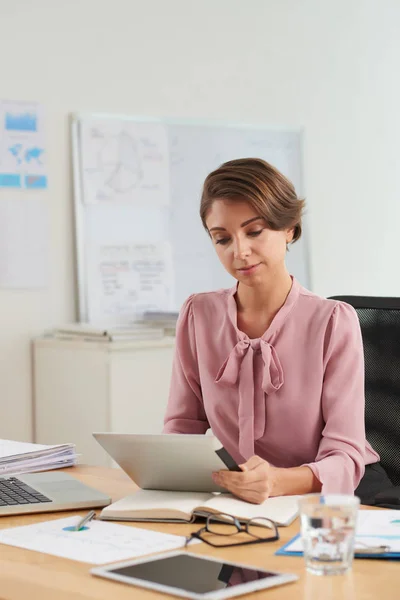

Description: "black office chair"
330 295 400 486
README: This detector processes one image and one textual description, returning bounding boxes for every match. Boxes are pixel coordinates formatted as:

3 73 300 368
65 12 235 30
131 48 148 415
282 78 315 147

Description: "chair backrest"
329 296 400 486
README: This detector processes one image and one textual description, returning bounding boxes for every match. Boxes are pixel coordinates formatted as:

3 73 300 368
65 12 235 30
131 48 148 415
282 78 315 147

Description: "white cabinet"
33 337 175 466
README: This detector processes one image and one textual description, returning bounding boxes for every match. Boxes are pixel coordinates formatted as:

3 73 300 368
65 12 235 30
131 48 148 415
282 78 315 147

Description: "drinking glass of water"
299 494 360 575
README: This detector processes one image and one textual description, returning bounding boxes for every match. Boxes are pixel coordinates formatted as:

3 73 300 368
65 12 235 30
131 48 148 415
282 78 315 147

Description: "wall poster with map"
0 100 47 190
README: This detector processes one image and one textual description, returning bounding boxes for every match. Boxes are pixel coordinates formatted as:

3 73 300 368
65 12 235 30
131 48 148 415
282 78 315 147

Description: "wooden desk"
0 466 398 600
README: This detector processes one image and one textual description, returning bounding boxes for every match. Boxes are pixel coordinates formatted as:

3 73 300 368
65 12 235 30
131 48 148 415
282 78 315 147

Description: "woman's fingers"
239 455 266 471
224 484 268 504
212 455 272 503
216 469 266 487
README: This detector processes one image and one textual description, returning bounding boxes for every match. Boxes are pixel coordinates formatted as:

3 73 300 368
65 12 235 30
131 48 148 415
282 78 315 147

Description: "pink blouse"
163 277 379 493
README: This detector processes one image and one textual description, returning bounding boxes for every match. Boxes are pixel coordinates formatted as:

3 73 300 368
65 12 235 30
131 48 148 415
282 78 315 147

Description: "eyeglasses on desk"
185 512 279 548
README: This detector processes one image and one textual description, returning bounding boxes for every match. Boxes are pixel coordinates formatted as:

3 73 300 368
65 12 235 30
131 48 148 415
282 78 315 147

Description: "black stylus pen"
215 445 242 472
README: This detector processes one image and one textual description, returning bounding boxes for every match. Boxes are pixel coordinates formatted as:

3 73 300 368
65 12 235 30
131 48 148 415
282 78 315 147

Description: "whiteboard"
71 115 309 324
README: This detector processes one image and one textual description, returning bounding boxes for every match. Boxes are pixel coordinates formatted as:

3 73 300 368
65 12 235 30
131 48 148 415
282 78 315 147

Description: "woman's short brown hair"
200 158 305 244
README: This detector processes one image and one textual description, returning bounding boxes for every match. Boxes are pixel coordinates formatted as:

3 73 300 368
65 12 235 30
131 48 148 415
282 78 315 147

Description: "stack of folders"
140 311 179 336
49 323 166 343
0 439 78 477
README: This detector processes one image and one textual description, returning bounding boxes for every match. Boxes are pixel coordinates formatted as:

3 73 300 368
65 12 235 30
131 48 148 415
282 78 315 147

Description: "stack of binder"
0 439 78 476
48 323 165 343
141 311 179 336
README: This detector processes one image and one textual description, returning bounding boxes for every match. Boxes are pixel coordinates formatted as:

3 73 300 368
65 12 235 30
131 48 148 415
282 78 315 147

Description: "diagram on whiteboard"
79 120 170 205
97 131 142 193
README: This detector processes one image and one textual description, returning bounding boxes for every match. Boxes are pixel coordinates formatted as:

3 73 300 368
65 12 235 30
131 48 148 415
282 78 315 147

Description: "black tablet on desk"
91 551 298 599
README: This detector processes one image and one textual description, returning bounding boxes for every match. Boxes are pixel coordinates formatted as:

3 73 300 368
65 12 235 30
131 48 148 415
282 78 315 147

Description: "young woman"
163 158 390 505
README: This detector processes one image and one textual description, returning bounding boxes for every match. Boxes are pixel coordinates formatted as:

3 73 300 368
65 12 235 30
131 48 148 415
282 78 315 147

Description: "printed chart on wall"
0 101 47 190
72 115 308 324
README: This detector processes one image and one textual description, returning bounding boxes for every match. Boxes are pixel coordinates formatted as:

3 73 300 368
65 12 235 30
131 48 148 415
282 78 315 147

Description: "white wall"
1 0 400 441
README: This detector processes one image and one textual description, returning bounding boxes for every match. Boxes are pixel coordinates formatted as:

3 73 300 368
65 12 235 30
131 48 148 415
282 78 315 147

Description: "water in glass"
299 494 359 575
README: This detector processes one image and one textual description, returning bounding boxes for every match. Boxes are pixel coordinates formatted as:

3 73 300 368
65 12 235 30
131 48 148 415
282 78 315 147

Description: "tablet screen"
109 554 276 594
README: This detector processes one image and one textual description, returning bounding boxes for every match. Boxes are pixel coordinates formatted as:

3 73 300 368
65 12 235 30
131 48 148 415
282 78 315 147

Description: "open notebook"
99 490 299 527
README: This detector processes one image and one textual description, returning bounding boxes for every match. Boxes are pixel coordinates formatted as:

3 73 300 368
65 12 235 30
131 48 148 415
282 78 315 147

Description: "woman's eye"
215 238 230 245
247 230 263 237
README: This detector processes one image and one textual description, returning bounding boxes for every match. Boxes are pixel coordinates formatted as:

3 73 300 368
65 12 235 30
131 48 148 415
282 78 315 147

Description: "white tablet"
91 551 298 599
93 433 240 492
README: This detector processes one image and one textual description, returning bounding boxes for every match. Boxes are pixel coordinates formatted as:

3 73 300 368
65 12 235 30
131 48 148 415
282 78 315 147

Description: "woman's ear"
286 228 295 244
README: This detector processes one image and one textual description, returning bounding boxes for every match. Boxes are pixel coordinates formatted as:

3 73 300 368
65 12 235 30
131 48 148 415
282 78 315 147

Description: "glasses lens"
247 518 276 539
207 514 239 536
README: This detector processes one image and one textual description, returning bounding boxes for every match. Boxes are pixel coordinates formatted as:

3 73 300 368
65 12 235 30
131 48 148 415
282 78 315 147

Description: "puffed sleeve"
162 295 209 434
304 302 367 493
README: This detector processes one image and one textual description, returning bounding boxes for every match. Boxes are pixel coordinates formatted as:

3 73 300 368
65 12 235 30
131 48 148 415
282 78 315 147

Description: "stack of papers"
0 439 78 476
49 323 165 342
141 310 179 336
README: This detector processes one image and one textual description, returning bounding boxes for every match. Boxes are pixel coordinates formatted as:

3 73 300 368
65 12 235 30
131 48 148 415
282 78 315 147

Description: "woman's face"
205 199 293 285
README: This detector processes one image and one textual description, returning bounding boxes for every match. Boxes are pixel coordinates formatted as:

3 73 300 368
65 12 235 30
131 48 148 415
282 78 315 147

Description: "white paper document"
283 510 400 553
283 535 400 554
356 510 400 540
87 241 174 321
0 516 190 564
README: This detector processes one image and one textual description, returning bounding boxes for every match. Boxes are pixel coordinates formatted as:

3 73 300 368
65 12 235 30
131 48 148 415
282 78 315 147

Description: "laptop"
0 471 111 517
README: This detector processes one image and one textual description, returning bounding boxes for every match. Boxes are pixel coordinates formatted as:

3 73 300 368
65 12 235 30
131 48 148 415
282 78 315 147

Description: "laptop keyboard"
0 477 52 506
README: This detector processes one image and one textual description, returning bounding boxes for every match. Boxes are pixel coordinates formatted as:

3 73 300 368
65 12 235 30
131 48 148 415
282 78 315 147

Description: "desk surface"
0 466 398 600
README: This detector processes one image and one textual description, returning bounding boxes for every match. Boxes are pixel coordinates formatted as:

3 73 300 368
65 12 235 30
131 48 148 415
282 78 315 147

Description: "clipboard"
276 534 400 560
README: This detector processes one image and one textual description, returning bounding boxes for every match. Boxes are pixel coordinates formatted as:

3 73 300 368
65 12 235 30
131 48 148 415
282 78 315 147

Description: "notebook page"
101 489 211 519
203 494 299 525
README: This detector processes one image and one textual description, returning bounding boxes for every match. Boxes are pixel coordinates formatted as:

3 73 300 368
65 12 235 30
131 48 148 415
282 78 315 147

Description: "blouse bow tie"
215 338 284 459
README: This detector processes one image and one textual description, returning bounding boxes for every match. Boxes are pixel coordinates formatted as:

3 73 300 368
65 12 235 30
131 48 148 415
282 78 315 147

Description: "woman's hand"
212 457 321 502
212 455 277 504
